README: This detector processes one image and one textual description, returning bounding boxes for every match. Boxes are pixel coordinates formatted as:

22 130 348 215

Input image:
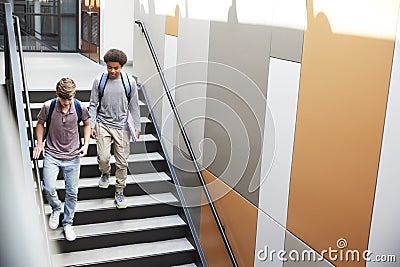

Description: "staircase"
27 88 203 267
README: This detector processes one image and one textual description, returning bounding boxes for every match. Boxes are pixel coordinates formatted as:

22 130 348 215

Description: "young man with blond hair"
33 77 91 241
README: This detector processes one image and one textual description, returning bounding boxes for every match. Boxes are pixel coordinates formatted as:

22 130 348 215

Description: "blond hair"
56 78 76 99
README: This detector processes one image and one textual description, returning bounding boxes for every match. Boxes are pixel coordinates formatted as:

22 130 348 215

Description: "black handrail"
135 20 239 267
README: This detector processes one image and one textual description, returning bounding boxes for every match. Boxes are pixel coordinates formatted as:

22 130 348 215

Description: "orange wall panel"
200 170 258 267
287 1 397 267
165 5 179 37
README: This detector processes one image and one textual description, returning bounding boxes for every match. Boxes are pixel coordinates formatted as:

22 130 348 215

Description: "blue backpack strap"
120 72 131 99
98 72 108 96
73 98 83 146
97 72 108 113
74 98 82 123
44 98 57 140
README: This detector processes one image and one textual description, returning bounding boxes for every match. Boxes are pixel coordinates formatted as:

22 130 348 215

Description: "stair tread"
172 264 198 267
26 88 199 266
26 100 146 109
38 151 164 168
52 238 195 266
79 133 158 143
29 134 158 148
56 172 171 189
44 192 179 214
48 214 186 240
28 116 151 127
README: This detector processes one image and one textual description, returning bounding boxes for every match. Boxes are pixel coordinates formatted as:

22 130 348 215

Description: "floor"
1 52 134 91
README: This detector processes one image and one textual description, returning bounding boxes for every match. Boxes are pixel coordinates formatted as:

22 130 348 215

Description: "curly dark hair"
103 49 127 66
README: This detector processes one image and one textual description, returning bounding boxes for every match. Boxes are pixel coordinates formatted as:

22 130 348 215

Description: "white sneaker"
64 225 76 241
49 210 61 230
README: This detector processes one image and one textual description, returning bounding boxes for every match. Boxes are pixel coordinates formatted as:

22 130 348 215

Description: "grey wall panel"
205 19 271 205
283 232 334 267
270 0 306 63
175 18 210 166
271 26 305 63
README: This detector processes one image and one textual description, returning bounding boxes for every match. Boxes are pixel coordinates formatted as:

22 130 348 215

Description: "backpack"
97 71 131 113
43 98 82 143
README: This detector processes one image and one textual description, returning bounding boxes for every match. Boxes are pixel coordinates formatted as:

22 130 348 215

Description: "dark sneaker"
115 191 127 209
98 173 110 188
64 225 76 241
49 210 61 230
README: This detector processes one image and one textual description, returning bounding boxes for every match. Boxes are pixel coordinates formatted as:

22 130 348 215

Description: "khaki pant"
96 122 130 192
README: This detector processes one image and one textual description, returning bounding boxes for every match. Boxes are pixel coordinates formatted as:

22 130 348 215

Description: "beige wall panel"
287 1 398 267
200 170 258 267
165 5 179 37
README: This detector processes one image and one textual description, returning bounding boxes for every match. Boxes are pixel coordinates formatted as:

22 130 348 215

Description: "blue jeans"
42 153 80 226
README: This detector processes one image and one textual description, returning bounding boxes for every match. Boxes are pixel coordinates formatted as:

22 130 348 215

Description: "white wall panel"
366 11 400 266
254 57 301 267
161 34 178 159
101 0 134 62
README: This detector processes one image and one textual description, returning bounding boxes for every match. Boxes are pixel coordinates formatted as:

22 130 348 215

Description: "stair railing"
2 3 52 266
13 14 51 258
135 20 239 267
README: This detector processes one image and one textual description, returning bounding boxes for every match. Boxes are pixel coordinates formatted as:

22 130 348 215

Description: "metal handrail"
13 16 52 263
135 20 239 267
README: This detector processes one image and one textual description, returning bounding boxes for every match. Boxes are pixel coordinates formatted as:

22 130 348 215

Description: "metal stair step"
28 116 151 127
52 238 195 267
28 133 157 148
26 87 201 265
55 172 171 190
37 152 165 168
48 214 186 241
44 192 179 215
172 264 198 267
80 133 158 144
25 100 146 109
